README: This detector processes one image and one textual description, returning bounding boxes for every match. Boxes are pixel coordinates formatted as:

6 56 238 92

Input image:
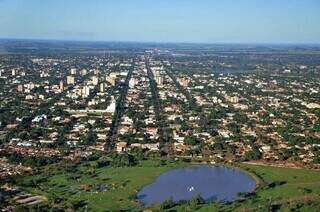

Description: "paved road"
105 63 134 151
145 57 170 150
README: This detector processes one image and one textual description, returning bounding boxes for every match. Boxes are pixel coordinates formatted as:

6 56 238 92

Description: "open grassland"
14 160 187 211
192 164 320 211
12 161 320 211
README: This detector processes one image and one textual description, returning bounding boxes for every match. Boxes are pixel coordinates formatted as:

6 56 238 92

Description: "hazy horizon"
0 0 320 44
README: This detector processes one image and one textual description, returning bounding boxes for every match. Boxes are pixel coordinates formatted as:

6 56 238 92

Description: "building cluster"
0 49 319 182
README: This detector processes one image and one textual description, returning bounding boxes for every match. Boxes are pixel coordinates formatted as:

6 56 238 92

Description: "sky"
0 0 319 43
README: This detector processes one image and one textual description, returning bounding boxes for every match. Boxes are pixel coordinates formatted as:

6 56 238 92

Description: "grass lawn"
194 164 320 211
13 160 320 211
244 164 320 198
15 159 187 211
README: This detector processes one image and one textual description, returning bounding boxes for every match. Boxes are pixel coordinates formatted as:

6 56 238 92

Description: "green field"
12 160 320 211
194 164 320 211
13 159 187 211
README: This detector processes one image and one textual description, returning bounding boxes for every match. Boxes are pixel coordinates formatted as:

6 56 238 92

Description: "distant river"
137 165 256 206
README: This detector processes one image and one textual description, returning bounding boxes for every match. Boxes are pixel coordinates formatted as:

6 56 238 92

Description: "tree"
184 136 200 145
109 153 136 167
97 156 111 168
313 156 320 164
244 148 262 161
188 195 205 210
129 147 145 160
160 197 175 210
81 128 97 145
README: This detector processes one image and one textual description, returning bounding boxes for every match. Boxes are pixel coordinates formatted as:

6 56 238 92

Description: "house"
116 142 127 153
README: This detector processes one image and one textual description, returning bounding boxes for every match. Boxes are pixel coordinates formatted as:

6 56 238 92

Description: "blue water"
137 165 255 205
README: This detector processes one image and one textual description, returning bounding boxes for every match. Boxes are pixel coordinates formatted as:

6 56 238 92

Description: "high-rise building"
70 68 77 75
67 76 75 85
156 76 163 86
17 85 24 92
94 69 100 75
129 78 136 88
82 86 90 98
59 80 64 91
106 97 116 113
80 69 87 76
106 76 116 86
12 69 17 76
92 76 99 85
155 71 163 86
100 83 105 93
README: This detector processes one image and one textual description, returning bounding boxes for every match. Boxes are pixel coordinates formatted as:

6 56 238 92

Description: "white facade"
82 86 90 98
92 76 99 85
70 68 77 75
99 83 105 92
67 76 75 85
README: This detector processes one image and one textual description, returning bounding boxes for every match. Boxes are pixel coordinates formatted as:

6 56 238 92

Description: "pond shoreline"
188 161 263 191
137 163 257 206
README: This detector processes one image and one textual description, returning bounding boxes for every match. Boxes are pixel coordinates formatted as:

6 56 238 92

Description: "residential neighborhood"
0 42 319 210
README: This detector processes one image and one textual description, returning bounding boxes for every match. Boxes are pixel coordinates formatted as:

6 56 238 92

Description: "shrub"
160 197 175 210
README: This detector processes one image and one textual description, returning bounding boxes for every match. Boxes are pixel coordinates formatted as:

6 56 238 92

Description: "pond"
137 165 256 206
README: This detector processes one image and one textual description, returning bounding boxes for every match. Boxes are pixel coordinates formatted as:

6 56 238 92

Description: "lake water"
137 165 256 205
